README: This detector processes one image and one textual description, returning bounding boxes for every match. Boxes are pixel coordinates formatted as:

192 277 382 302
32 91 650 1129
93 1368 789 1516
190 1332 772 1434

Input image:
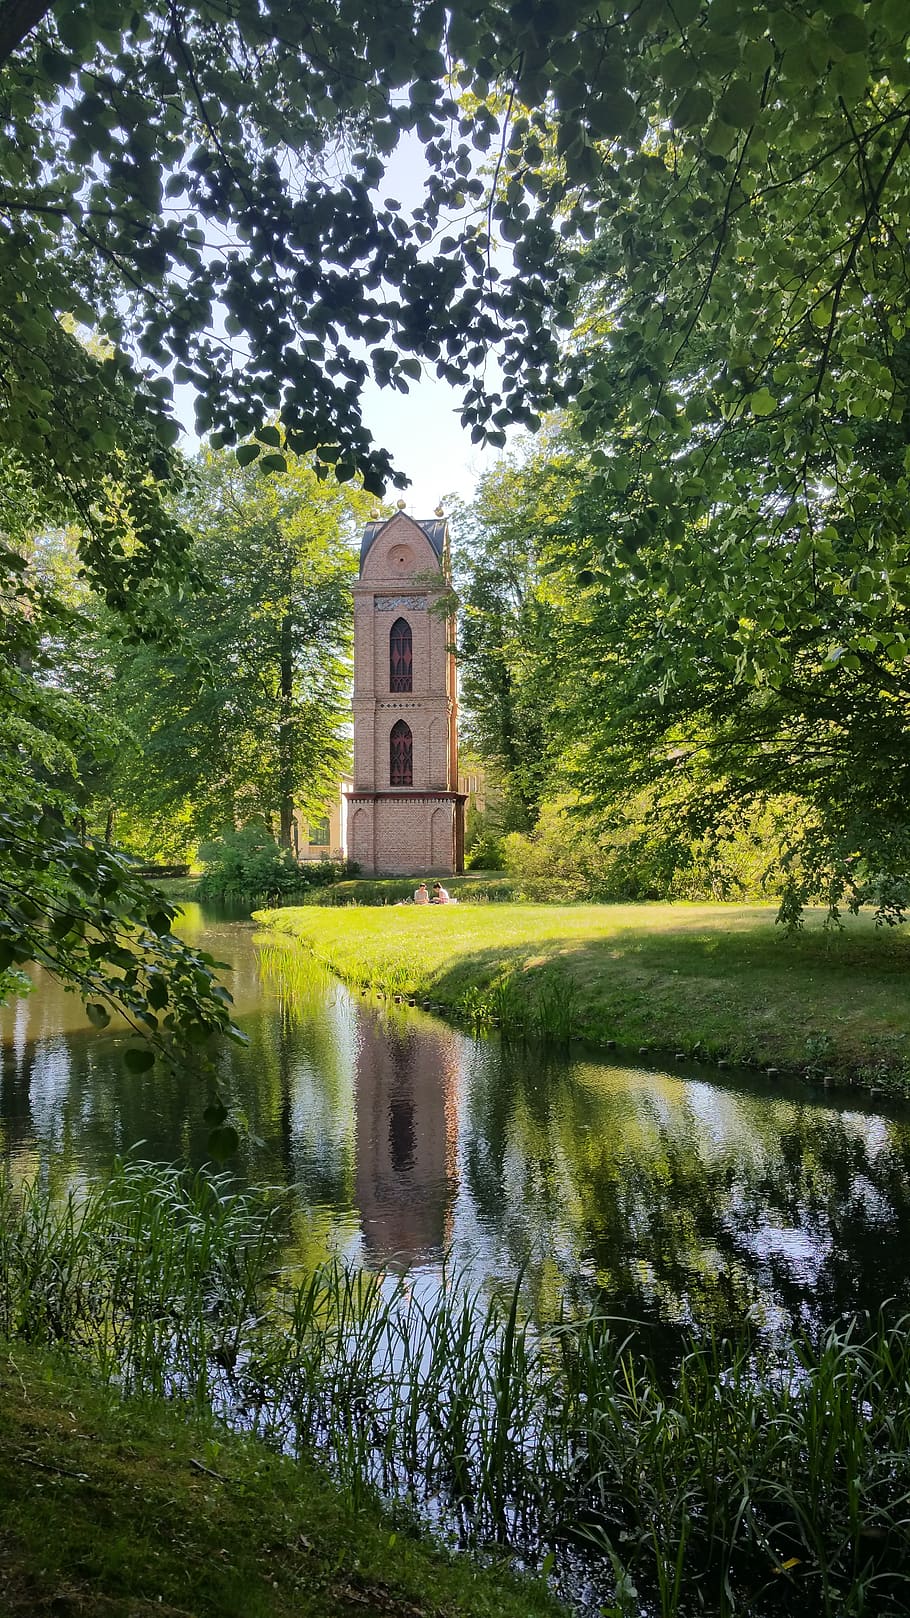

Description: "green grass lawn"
297 871 516 906
0 1343 561 1618
257 901 910 1087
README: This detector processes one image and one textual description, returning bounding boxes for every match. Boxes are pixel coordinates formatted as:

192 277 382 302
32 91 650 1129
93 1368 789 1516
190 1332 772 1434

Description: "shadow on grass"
413 924 910 1078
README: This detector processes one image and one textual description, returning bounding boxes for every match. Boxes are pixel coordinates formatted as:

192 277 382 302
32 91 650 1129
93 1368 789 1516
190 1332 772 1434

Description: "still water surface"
3 906 910 1335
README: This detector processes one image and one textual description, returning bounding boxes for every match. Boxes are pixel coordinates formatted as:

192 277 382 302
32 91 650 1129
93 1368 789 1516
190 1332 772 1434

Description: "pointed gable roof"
359 512 448 575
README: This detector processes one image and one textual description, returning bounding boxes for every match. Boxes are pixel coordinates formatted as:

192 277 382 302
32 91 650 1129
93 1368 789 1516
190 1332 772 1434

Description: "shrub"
197 824 353 906
464 832 506 871
503 797 786 904
302 874 518 906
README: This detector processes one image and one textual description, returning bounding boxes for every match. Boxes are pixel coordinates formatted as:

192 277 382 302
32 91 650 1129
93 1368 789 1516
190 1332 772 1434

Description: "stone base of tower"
345 791 466 877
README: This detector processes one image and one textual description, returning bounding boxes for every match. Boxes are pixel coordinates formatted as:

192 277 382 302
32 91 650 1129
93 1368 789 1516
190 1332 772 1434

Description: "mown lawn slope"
257 902 910 1086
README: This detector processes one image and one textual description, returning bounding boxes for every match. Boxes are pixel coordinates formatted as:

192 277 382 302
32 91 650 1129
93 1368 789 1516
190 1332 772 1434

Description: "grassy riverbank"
256 901 910 1087
4 1164 910 1616
0 1343 559 1618
157 873 203 903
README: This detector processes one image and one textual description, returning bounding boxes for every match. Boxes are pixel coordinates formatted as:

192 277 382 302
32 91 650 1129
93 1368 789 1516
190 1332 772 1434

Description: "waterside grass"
255 901 910 1089
156 873 203 903
0 1341 560 1618
3 1163 910 1616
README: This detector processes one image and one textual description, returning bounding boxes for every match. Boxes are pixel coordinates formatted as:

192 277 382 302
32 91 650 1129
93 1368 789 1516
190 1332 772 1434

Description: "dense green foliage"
287 872 517 906
1 445 360 1074
0 460 241 1068
77 450 369 855
451 443 569 831
501 797 780 904
5 1161 910 1616
197 823 350 906
0 0 565 512
456 414 910 917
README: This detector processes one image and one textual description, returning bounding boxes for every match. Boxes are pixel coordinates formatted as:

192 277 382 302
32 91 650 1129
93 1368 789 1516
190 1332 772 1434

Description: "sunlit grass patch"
256 902 910 1086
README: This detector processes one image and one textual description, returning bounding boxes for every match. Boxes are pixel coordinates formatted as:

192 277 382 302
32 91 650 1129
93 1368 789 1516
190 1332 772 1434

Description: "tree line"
4 0 910 1069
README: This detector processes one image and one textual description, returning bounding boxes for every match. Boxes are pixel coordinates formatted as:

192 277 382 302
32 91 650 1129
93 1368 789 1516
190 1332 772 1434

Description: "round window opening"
390 545 413 567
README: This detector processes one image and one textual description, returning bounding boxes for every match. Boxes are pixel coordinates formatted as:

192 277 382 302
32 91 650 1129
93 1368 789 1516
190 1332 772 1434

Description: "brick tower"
346 504 465 876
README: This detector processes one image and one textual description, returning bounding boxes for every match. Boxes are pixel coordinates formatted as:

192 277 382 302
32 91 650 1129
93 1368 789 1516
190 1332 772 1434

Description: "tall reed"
2 1164 909 1616
459 969 578 1044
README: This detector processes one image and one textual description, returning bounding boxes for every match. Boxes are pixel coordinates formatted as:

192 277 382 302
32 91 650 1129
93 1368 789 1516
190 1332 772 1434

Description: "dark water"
3 906 910 1335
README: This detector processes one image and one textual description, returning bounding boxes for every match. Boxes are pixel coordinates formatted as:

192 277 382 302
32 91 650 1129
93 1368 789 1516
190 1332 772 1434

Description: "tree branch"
0 0 54 68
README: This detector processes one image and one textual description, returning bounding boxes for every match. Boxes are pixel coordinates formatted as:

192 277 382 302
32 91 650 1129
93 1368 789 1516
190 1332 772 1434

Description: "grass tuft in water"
3 1164 910 1615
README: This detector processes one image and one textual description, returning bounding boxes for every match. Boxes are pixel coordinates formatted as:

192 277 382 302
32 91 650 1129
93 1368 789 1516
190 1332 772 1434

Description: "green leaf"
203 1100 228 1126
86 1003 110 1028
829 13 868 55
587 89 640 138
259 453 288 473
146 976 169 1010
123 1046 155 1073
56 8 95 52
749 388 777 416
673 88 713 130
704 120 738 157
208 1124 240 1161
235 443 261 466
716 82 761 128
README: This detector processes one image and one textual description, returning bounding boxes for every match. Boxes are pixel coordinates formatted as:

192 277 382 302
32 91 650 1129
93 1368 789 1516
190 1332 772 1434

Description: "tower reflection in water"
354 1010 459 1266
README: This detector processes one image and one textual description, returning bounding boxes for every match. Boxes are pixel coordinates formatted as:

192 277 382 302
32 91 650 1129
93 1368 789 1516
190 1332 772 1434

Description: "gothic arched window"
390 719 413 785
389 617 413 691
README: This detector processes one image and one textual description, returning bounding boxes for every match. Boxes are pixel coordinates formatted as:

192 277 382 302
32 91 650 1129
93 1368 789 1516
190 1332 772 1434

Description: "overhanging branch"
0 1 54 68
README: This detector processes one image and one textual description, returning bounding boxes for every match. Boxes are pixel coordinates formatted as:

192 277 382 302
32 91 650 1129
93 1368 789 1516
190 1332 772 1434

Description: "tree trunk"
277 605 295 850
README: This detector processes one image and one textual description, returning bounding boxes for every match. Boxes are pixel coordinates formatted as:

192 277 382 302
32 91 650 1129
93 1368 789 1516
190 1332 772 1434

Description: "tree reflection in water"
3 914 910 1339
463 1039 910 1336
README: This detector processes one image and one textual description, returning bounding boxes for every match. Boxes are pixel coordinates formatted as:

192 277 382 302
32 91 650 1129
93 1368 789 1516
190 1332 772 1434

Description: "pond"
3 904 910 1338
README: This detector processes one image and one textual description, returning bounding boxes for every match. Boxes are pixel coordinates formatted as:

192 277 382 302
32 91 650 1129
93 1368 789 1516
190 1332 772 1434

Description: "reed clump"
459 969 578 1044
2 1163 909 1617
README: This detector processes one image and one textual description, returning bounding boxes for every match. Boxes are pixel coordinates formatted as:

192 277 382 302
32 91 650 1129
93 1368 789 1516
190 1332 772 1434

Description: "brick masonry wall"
349 512 461 874
346 796 458 876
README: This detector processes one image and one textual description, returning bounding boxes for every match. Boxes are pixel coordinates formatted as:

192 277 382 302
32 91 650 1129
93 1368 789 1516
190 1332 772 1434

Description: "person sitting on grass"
431 881 451 904
414 881 430 904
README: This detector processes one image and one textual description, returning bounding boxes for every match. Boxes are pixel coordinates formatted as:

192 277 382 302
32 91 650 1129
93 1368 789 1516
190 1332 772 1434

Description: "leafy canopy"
84 449 371 854
0 467 242 1077
1 0 571 522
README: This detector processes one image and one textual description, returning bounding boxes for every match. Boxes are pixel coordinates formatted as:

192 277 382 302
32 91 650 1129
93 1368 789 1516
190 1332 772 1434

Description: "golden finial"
396 498 407 509
435 504 444 516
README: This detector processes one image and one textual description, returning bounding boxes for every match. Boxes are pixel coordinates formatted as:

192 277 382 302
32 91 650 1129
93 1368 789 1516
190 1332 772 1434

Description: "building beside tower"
346 504 465 876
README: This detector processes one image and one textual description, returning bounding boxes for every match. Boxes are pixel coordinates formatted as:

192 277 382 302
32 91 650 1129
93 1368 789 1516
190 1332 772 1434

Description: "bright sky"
358 369 504 515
